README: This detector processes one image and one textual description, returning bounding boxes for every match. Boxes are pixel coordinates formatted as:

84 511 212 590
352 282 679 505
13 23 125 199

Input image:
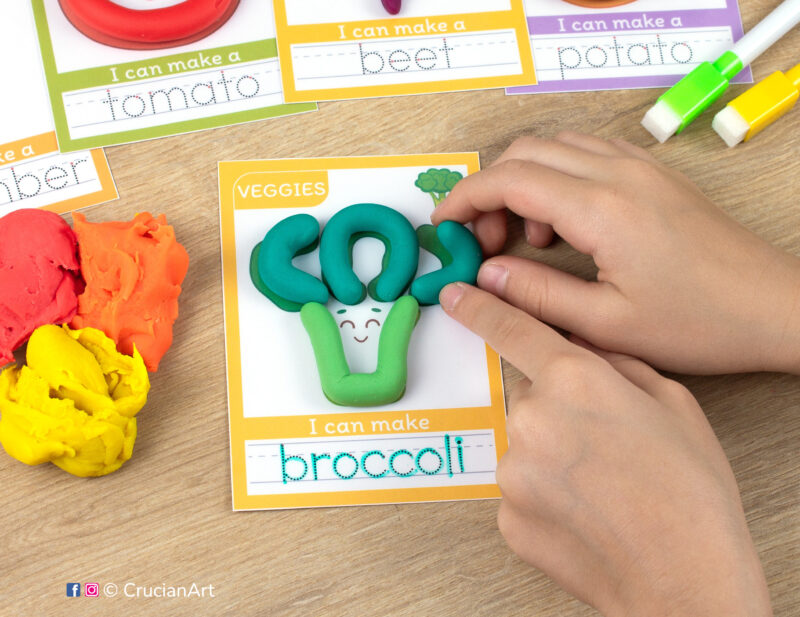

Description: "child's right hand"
432 132 800 375
438 282 773 617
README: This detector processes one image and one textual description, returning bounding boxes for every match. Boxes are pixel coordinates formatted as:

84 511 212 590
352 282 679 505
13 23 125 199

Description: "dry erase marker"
642 0 800 143
382 0 401 15
57 0 240 50
713 64 800 147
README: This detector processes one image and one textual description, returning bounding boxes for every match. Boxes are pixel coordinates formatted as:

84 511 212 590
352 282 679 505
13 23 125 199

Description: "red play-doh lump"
70 212 189 372
0 209 82 365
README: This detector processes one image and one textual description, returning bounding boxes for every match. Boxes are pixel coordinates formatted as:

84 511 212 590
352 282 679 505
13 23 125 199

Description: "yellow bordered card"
219 154 508 510
272 0 536 103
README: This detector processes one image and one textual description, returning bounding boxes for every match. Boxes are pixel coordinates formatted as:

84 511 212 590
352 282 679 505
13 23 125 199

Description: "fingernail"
477 263 508 294
440 283 465 311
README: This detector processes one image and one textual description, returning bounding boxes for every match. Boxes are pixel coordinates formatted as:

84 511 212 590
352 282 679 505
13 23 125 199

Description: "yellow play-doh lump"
0 324 149 477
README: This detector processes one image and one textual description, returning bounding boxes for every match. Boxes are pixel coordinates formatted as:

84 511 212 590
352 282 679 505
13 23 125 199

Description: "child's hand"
439 283 772 617
433 132 800 374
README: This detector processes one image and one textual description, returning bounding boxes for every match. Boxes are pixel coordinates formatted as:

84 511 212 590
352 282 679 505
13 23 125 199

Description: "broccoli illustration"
415 168 463 207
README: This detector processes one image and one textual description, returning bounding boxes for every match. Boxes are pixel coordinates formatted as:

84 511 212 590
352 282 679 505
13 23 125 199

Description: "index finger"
432 160 597 254
439 282 579 379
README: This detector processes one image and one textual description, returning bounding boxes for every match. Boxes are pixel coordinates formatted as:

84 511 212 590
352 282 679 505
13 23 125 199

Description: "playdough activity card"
272 0 536 102
510 0 749 93
31 0 315 152
0 0 116 215
219 154 507 510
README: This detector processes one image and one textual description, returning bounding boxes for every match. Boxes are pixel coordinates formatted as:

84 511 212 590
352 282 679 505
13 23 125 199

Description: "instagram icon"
85 583 99 597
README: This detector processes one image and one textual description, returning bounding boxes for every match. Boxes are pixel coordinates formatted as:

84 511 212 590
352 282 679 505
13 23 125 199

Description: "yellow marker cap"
729 65 800 141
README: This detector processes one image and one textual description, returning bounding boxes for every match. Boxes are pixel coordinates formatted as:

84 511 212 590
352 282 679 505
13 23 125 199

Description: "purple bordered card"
508 0 751 94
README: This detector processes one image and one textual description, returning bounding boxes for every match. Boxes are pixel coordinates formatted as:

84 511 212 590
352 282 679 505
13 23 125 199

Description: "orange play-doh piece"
70 212 189 372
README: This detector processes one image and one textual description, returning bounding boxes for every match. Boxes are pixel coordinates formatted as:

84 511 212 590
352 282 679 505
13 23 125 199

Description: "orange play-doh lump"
70 212 189 372
0 324 149 477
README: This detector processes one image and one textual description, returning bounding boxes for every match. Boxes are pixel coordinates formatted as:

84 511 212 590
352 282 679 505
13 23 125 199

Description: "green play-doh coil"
411 222 483 306
300 295 420 407
250 214 329 312
320 204 419 305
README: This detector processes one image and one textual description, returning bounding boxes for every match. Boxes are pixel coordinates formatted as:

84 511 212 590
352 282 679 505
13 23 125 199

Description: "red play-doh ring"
58 0 241 50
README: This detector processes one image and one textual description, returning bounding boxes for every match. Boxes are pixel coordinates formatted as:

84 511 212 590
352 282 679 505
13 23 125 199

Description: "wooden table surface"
2 2 799 615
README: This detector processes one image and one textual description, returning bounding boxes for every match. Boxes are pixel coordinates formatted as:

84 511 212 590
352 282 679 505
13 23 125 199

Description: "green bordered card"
30 0 316 152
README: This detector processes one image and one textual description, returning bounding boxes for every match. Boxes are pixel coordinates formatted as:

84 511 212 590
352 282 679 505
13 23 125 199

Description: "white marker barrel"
732 0 800 67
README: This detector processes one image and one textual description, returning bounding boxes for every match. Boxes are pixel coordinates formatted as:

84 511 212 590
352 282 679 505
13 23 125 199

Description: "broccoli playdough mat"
273 0 536 103
219 154 508 510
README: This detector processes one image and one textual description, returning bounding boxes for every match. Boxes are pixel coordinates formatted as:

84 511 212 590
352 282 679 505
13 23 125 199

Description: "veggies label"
233 170 329 209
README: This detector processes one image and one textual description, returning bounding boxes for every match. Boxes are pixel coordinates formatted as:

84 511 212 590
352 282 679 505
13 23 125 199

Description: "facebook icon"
66 583 81 597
